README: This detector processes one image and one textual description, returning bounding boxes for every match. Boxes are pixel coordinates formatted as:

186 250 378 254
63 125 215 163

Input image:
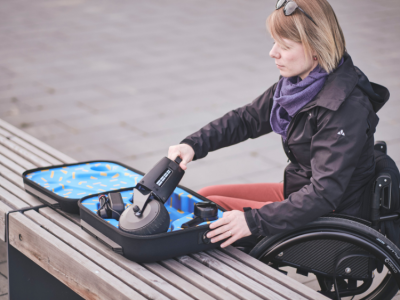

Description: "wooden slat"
0 177 42 207
144 261 215 300
55 209 81 225
10 135 63 165
0 153 26 175
9 212 144 300
177 255 262 300
160 259 239 300
0 127 62 165
0 144 36 170
0 118 76 164
40 207 194 300
24 209 169 300
0 187 30 209
207 249 307 300
0 164 24 189
191 252 286 300
222 247 328 300
0 133 50 167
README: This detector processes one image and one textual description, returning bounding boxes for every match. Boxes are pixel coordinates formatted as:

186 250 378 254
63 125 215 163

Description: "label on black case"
156 168 172 187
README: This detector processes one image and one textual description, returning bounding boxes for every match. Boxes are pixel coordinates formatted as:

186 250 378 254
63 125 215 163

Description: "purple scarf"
270 64 331 140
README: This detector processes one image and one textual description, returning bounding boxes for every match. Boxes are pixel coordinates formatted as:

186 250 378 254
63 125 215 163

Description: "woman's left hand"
207 210 252 248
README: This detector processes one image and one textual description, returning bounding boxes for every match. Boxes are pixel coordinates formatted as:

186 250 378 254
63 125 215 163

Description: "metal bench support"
6 205 84 300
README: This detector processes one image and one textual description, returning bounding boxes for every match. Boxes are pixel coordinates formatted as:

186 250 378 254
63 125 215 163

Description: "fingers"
210 229 233 244
167 144 195 170
179 156 191 171
209 214 231 229
207 210 252 248
209 227 240 248
207 224 231 238
168 148 186 170
167 146 181 161
220 236 238 248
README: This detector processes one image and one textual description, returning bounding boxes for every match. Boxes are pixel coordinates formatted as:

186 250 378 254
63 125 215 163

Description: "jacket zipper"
284 113 299 162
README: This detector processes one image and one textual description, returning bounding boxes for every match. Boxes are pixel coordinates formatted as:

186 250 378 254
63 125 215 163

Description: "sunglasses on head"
276 0 317 26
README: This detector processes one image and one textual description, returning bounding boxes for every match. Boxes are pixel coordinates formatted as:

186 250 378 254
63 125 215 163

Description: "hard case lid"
22 160 145 213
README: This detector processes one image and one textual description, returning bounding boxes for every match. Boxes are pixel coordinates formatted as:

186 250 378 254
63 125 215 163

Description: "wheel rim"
360 273 396 300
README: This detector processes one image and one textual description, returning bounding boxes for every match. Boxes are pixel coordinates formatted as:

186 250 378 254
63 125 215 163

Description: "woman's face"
269 37 318 80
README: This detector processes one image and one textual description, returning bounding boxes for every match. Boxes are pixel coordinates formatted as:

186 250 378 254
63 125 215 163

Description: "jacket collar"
300 52 359 112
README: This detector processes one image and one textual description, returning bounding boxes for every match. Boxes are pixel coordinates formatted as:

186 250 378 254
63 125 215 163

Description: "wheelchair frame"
249 141 400 299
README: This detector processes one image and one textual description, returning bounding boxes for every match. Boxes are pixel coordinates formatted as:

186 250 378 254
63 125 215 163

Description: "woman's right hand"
168 144 195 171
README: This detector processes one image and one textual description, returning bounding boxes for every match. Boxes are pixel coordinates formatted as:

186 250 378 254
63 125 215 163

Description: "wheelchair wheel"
249 217 400 300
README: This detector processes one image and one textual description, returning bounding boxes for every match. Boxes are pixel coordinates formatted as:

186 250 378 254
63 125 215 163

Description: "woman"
168 0 389 248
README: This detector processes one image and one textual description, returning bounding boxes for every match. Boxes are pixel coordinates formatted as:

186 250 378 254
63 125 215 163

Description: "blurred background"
0 0 399 193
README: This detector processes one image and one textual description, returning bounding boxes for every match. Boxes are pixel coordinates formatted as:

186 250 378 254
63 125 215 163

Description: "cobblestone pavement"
0 0 399 298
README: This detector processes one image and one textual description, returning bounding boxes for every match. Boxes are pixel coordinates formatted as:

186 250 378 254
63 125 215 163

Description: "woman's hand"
207 210 252 248
167 144 195 170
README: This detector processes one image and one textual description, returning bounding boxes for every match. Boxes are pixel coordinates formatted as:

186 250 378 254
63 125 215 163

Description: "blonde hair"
267 0 346 73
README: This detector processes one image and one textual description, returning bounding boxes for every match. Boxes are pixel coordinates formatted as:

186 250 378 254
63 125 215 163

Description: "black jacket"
181 53 390 237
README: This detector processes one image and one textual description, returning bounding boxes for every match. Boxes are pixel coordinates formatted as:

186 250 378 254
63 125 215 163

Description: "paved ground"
0 0 399 298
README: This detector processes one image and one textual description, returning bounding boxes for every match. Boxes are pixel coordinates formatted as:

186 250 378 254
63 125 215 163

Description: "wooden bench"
0 118 328 300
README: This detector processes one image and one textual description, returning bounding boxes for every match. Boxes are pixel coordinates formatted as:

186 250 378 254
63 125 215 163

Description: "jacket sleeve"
180 83 277 160
245 94 371 236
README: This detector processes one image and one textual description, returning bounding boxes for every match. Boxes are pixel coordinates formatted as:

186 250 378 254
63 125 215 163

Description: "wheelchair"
246 141 400 300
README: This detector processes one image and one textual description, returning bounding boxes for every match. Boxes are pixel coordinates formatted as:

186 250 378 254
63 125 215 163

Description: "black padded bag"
23 160 226 262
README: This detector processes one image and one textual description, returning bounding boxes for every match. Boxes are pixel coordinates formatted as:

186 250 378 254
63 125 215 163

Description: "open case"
23 160 225 262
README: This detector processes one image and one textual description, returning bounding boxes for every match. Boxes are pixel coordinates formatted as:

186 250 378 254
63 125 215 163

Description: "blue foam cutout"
26 161 223 232
25 162 140 199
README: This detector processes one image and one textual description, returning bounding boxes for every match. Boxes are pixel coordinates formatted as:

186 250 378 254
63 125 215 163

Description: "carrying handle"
174 156 182 165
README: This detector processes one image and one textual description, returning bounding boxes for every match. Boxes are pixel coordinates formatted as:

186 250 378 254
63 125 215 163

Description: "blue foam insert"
25 161 223 232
